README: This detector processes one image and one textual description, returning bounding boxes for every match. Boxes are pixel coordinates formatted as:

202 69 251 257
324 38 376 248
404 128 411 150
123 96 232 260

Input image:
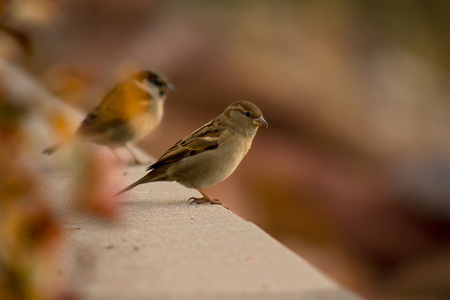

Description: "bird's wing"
76 82 140 136
77 105 130 136
148 119 223 170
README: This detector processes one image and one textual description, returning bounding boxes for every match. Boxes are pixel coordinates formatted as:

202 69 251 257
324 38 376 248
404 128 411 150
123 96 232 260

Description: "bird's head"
225 101 268 135
135 70 175 98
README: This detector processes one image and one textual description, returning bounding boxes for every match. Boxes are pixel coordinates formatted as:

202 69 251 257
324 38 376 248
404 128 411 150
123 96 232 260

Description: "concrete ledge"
41 166 361 299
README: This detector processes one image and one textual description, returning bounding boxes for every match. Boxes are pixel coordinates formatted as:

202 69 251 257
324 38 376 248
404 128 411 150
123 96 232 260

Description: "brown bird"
116 101 268 205
43 70 174 164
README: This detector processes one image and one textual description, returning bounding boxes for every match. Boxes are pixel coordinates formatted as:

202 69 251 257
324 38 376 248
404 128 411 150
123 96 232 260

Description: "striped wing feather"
148 120 223 170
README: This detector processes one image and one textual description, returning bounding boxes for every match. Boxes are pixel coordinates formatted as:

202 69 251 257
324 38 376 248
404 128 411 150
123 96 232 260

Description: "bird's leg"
111 148 123 163
189 187 223 205
125 144 143 165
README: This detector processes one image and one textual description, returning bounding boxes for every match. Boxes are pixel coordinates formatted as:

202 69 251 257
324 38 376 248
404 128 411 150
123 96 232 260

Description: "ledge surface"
40 166 361 300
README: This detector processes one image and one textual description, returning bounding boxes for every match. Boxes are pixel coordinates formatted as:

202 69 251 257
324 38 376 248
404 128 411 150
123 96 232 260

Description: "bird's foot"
188 197 229 210
123 145 145 165
189 196 222 205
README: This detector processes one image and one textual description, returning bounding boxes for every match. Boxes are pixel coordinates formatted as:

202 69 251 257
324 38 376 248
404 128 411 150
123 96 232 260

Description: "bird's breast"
170 134 252 189
129 100 164 142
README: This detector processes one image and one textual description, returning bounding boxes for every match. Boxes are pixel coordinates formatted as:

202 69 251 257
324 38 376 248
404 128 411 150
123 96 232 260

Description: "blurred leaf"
73 149 122 221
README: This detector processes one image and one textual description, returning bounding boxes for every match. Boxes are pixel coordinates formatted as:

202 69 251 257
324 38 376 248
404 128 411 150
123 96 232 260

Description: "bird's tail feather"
115 173 154 197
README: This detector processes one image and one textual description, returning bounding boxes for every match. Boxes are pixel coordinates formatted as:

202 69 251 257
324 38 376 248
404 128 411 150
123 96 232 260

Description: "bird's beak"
165 82 176 92
253 116 268 128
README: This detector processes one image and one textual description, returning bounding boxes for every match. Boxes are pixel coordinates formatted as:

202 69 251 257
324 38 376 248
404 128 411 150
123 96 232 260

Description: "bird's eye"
149 75 158 83
244 111 251 117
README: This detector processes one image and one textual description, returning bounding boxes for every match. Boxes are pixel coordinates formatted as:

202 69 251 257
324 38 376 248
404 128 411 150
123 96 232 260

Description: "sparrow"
43 70 174 164
116 101 268 205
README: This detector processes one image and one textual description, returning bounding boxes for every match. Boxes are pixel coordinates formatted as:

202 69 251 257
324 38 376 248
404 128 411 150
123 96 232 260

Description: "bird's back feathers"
147 119 222 171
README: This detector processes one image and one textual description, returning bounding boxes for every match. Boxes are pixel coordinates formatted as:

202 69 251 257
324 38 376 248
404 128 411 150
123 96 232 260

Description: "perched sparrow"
116 101 268 205
43 70 174 164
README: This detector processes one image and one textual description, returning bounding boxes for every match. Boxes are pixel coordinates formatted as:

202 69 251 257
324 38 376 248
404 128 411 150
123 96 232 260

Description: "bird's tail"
114 173 155 197
42 143 62 155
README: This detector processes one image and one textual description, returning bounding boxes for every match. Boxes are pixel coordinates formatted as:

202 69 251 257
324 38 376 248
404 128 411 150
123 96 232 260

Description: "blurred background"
1 0 450 299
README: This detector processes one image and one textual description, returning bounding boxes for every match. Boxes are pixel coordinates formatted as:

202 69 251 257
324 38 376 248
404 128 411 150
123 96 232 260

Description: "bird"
43 70 174 164
115 101 268 205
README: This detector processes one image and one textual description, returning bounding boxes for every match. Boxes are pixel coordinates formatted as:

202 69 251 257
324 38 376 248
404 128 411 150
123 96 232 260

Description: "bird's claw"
189 197 211 205
188 197 229 210
188 197 198 205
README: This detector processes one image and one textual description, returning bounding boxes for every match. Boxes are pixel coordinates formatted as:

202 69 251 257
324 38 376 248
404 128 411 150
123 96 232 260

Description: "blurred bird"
116 101 268 205
43 70 174 164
